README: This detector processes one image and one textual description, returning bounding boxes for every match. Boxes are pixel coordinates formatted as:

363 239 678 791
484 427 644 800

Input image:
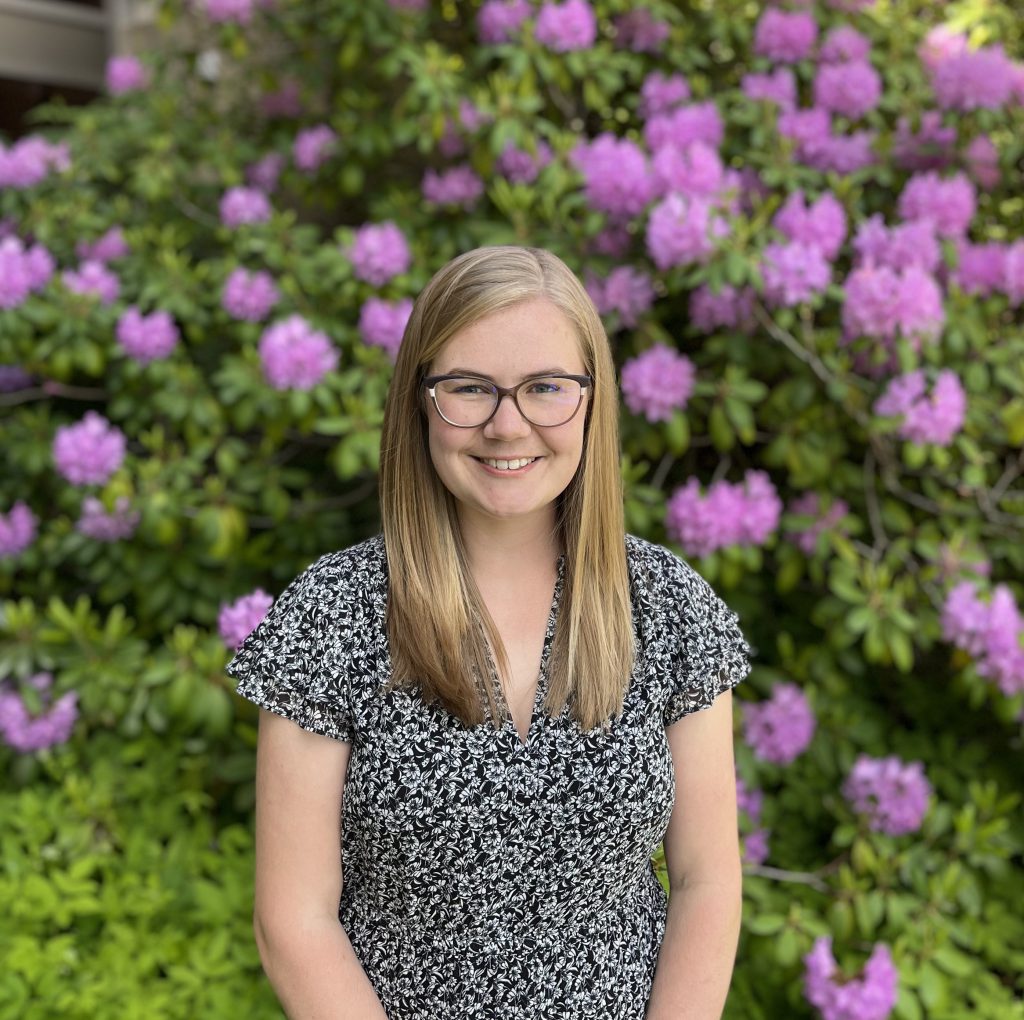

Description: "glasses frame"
422 373 593 429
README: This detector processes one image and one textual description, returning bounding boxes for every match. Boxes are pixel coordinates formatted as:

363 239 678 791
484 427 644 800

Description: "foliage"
2 0 1024 1017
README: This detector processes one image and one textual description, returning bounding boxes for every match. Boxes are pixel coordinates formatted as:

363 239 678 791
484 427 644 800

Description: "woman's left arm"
646 690 744 1020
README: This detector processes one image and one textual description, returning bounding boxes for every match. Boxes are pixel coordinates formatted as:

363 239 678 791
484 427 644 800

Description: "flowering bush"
2 0 1023 1017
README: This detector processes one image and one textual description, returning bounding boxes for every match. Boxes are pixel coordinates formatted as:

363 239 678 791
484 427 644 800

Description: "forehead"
430 298 585 379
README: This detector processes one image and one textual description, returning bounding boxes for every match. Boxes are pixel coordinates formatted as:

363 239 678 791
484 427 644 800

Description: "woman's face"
425 297 589 532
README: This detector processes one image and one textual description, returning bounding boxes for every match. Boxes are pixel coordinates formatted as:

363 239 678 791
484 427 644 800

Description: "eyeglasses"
423 374 592 428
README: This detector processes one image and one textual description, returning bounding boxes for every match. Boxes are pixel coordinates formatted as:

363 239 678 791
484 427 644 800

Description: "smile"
472 456 541 473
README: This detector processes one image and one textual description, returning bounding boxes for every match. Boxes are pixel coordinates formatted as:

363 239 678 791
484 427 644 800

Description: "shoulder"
284 534 387 614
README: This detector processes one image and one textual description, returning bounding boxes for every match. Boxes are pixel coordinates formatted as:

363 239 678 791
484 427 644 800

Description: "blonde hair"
379 246 634 732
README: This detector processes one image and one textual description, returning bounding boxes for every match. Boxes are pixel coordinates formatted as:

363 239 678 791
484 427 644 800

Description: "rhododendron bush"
2 0 1023 1016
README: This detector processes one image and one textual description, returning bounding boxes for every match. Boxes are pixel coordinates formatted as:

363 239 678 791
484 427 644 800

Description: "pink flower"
246 153 286 193
897 171 975 238
0 501 38 559
219 187 272 228
741 69 797 110
650 141 724 200
496 141 553 184
62 260 120 305
932 44 1015 111
198 0 254 24
76 495 140 542
219 590 274 649
951 241 1007 297
639 72 690 119
106 56 148 95
222 267 279 321
852 215 940 274
785 491 850 556
843 755 931 835
743 682 815 764
0 136 69 189
258 315 339 391
760 241 831 307
535 0 597 52
477 0 530 44
753 9 818 63
820 26 870 64
422 166 484 208
643 101 724 153
892 113 956 172
0 674 78 753
964 135 1000 190
620 345 695 422
52 410 127 486
358 297 412 361
613 9 669 53
586 266 655 328
293 125 338 172
116 307 181 365
874 369 967 447
76 227 129 263
689 284 756 333
571 135 654 218
348 222 412 286
804 938 899 1020
646 193 726 271
773 190 846 260
813 60 882 119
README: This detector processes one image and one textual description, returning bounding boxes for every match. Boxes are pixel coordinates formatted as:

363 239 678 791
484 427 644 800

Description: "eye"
451 382 491 394
526 380 564 394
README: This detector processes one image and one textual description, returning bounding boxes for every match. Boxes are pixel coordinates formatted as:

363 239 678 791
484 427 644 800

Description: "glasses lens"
517 376 583 426
434 378 499 426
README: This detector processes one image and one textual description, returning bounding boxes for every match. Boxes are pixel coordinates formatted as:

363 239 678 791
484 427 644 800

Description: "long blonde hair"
379 246 634 732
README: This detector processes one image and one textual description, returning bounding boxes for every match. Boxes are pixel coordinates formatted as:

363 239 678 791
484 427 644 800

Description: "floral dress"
226 533 752 1019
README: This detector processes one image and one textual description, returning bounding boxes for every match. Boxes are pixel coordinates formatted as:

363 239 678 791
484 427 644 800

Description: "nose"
483 392 532 439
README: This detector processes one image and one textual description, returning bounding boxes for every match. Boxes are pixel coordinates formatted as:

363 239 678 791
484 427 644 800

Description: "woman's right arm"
253 709 389 1020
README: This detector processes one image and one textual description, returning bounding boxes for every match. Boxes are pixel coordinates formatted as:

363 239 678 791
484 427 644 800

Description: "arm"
253 709 389 1020
646 691 743 1020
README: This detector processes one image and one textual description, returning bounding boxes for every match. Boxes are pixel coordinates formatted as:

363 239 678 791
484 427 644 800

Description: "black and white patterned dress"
226 533 752 1019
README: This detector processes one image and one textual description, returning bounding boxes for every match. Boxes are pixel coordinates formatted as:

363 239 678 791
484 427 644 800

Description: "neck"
457 508 562 579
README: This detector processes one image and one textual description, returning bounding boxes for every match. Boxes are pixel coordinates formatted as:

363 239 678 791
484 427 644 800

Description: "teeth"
481 457 536 470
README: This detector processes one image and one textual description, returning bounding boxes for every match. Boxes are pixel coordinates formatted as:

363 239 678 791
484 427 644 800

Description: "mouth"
471 455 542 473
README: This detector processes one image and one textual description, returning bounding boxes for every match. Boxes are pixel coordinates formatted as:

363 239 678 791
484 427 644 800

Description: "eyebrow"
440 367 572 379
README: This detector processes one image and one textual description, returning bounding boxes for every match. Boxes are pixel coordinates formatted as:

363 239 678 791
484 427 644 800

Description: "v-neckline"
499 554 565 749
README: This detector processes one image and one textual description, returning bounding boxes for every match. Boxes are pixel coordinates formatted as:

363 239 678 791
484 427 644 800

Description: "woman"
226 245 752 1019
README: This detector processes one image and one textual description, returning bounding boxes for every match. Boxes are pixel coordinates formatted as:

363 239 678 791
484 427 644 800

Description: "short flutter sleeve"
225 555 354 742
659 552 753 727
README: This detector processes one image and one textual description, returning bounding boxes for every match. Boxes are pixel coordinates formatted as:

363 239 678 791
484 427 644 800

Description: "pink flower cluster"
786 491 850 556
496 141 553 185
259 79 303 118
842 754 931 836
873 370 967 447
777 108 876 175
666 470 782 557
586 266 655 328
422 166 484 208
116 307 181 365
76 226 129 263
348 222 412 286
197 0 257 24
774 190 847 260
753 9 817 63
359 297 413 361
0 673 78 753
646 193 727 271
853 216 940 274
76 496 140 542
644 101 723 152
62 261 120 305
0 237 54 309
620 345 695 423
742 681 816 764
220 187 272 228
293 125 338 172
639 72 690 119
0 365 33 392
926 32 1018 112
0 135 70 189
942 582 1024 697
106 56 148 95
892 113 956 172
841 264 944 352
571 135 655 219
0 501 38 559
222 267 279 321
761 241 831 307
613 9 669 54
813 60 881 120
52 411 128 486
476 0 530 44
247 152 285 193
535 0 597 53
742 68 796 109
258 315 339 390
737 776 770 866
219 588 274 649
897 172 975 239
820 26 870 64
689 284 756 333
804 938 899 1020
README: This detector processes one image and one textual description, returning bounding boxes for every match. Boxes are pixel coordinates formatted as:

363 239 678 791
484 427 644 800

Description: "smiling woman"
227 245 752 1020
